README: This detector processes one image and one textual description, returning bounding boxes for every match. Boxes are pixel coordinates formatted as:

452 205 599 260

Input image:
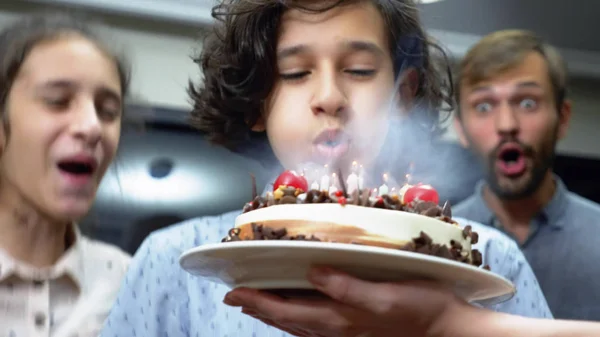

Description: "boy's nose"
310 73 348 117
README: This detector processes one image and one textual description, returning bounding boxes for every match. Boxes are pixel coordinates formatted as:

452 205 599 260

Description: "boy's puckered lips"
311 128 351 164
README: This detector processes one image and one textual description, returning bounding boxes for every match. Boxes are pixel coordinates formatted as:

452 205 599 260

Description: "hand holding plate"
223 266 467 337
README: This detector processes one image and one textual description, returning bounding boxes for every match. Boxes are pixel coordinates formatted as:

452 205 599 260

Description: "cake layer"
234 204 473 252
236 220 414 249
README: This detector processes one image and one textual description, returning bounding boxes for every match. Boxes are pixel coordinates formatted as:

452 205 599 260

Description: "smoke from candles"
258 68 481 204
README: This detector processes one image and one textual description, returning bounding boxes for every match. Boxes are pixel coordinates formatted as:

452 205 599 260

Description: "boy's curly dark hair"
189 0 454 153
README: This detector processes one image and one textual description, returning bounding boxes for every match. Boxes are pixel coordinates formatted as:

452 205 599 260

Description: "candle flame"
350 160 359 174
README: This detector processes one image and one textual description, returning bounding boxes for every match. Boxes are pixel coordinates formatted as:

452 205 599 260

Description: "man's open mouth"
496 144 527 177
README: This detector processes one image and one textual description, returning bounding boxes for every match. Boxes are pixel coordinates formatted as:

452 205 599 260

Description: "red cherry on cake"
402 184 439 205
273 170 308 192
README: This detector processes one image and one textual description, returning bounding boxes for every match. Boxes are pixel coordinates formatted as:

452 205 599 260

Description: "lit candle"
346 161 359 194
329 172 338 194
405 162 414 185
309 168 320 191
318 165 330 192
320 175 330 192
347 175 358 194
378 173 389 196
358 165 365 189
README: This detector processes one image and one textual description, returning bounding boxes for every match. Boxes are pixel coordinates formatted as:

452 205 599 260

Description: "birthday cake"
222 170 484 268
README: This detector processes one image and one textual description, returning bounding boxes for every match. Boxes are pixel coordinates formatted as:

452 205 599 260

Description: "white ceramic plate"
180 241 516 306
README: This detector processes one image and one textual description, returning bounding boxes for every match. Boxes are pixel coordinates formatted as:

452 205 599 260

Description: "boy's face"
259 1 400 173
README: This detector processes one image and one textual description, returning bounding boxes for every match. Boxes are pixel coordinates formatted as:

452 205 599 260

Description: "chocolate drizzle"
222 228 242 242
442 201 452 217
222 223 321 242
336 167 348 198
397 231 482 266
305 190 333 203
242 188 458 226
222 224 483 267
461 225 479 244
279 187 299 204
346 189 371 206
242 196 269 213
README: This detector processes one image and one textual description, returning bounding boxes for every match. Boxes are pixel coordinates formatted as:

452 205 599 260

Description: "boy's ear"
250 115 266 132
397 67 420 109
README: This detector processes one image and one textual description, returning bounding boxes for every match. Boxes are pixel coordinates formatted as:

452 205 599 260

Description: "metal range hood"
23 0 600 80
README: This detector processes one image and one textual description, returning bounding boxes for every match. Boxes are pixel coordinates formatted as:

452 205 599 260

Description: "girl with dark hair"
0 12 131 336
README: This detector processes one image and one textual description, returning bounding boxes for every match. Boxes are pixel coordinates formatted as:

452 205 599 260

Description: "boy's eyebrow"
341 40 385 58
277 44 309 60
277 40 385 60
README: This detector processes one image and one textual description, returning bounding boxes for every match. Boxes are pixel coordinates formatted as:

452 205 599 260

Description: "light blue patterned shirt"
101 208 553 337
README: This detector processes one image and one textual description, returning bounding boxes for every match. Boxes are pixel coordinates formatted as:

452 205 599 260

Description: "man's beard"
483 130 558 201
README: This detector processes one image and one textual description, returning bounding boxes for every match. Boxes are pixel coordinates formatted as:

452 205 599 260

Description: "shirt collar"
539 176 569 229
0 223 85 289
471 174 568 229
468 180 496 226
